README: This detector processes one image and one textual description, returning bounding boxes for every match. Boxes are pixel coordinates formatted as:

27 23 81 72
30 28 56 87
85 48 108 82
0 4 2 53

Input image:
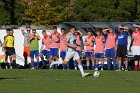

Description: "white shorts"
65 51 80 62
131 46 140 56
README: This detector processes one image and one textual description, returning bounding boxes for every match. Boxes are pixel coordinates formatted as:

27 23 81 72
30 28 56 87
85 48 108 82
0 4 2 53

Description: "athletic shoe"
31 67 34 70
49 61 55 69
82 73 90 77
5 66 8 69
10 66 12 69
116 69 121 71
101 68 103 71
125 69 128 71
95 68 98 71
74 67 77 70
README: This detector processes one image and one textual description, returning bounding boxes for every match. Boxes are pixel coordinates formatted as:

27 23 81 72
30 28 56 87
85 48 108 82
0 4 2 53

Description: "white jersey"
66 33 76 52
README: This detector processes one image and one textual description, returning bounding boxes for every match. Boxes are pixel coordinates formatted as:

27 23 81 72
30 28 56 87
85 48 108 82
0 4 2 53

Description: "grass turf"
0 69 140 93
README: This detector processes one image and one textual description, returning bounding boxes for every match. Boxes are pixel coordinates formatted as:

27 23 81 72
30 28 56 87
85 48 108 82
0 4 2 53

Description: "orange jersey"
60 34 67 51
76 35 82 51
95 35 105 53
42 35 51 50
105 33 116 49
132 30 140 46
85 36 95 51
50 32 60 48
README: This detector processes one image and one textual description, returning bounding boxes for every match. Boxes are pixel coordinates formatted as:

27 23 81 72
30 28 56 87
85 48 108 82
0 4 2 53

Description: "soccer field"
0 70 140 93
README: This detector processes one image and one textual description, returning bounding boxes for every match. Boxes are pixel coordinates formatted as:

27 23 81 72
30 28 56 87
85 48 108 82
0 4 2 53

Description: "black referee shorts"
5 47 16 56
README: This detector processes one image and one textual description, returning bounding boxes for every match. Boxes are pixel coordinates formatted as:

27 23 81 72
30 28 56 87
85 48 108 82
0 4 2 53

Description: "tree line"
0 0 140 25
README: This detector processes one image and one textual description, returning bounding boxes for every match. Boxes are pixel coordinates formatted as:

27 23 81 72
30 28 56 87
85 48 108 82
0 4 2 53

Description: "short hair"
61 28 65 31
53 26 57 29
42 30 46 33
6 28 11 32
70 27 76 31
32 29 36 31
87 30 92 33
96 28 102 32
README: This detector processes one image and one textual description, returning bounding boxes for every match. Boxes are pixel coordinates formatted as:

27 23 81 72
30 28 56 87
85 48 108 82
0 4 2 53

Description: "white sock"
78 64 84 75
53 60 63 65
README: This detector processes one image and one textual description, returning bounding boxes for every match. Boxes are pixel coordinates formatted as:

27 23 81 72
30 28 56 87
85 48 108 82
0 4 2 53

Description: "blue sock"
101 64 104 68
36 62 39 68
95 64 98 68
74 61 77 68
62 64 65 69
92 66 95 70
67 63 70 69
55 64 58 69
113 61 117 70
107 61 111 69
41 56 45 65
121 62 125 69
87 66 90 70
31 61 34 67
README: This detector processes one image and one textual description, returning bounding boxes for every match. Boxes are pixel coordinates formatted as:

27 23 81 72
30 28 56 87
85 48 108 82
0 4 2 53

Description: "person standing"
94 28 105 71
29 29 40 69
21 27 31 68
131 24 140 71
84 30 95 70
50 27 89 77
4 28 16 69
116 25 129 71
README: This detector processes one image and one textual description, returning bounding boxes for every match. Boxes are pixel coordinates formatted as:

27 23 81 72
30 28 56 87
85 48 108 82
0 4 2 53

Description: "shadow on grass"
0 77 21 80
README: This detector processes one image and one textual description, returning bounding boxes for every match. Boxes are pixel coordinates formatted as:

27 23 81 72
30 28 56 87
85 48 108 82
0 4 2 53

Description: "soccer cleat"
49 61 55 69
82 73 90 77
101 68 103 71
10 66 12 69
125 69 128 71
95 68 98 71
5 66 8 69
31 67 34 70
74 67 77 70
116 69 121 71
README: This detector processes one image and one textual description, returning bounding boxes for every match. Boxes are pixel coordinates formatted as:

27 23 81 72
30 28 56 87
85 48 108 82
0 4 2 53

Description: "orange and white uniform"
95 35 105 53
131 30 140 56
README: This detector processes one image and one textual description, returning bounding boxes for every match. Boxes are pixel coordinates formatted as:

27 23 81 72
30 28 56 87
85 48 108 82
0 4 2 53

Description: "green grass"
0 69 140 93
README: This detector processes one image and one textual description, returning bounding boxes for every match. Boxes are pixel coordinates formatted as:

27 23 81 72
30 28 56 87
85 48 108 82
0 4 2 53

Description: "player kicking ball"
50 27 89 77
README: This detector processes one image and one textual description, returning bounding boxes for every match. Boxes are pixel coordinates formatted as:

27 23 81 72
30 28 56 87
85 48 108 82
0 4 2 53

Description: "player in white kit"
50 27 89 77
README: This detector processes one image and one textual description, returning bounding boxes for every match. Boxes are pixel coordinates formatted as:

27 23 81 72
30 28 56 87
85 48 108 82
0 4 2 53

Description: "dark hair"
53 26 57 29
96 28 102 32
42 30 46 33
87 30 92 33
32 29 36 31
6 28 12 32
61 28 65 31
70 27 76 30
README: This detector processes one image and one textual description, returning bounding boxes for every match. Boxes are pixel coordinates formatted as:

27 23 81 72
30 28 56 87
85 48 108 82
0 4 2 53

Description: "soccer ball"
93 71 100 78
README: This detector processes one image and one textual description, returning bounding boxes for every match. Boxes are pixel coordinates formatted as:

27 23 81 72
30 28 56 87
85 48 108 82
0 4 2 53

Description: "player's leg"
95 53 99 70
60 51 66 69
40 50 46 65
74 50 80 70
35 50 40 69
122 46 128 71
30 51 35 69
54 48 59 69
91 51 95 70
100 54 104 71
11 48 16 69
117 46 122 71
105 49 111 70
74 52 89 77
